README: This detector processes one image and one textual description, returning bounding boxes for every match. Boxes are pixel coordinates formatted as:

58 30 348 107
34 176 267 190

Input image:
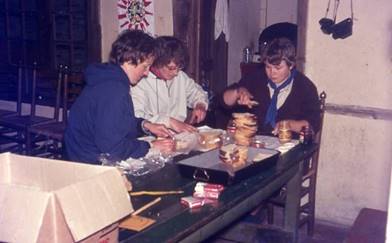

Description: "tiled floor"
206 207 350 243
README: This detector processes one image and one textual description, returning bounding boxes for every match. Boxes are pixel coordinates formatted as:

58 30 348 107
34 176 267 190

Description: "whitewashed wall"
304 0 392 225
227 0 298 85
227 0 261 85
261 0 298 27
99 0 173 61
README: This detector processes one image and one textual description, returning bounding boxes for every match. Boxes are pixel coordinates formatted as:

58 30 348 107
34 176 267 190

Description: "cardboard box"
0 152 133 243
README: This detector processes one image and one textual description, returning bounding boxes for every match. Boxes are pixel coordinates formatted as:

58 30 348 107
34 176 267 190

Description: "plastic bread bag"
174 131 199 154
119 156 166 176
99 152 166 177
197 129 224 151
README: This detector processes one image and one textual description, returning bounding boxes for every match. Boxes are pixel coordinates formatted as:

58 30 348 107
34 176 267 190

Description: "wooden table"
119 143 318 243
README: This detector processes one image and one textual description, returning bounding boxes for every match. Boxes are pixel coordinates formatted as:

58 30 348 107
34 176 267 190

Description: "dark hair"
109 29 156 65
152 36 188 68
261 37 296 67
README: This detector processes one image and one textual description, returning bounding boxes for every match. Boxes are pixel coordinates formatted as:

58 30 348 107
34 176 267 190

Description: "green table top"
119 143 317 243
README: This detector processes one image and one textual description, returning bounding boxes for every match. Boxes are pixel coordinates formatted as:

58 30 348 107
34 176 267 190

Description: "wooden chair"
0 66 20 118
0 63 64 154
0 65 21 129
0 66 22 152
26 66 69 158
0 63 33 152
266 91 327 236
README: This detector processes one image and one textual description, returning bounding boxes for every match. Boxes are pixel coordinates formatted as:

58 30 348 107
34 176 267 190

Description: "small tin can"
278 121 292 144
226 119 236 135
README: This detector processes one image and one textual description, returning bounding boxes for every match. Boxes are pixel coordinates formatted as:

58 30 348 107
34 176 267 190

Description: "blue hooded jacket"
64 63 150 164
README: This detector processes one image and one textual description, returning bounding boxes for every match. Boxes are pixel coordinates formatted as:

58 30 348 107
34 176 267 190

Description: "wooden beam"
325 103 392 121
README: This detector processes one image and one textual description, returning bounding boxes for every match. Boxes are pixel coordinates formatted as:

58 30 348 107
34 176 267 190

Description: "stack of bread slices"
232 112 258 146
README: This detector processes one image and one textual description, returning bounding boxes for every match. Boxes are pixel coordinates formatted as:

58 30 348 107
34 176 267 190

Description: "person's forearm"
223 88 238 106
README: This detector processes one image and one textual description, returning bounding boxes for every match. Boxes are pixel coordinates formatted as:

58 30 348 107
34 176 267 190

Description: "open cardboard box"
0 152 133 243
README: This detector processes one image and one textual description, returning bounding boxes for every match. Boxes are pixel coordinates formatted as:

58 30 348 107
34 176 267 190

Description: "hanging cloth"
264 69 296 128
214 0 230 41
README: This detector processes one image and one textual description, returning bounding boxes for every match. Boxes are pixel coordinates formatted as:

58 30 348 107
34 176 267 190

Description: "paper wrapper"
180 196 217 209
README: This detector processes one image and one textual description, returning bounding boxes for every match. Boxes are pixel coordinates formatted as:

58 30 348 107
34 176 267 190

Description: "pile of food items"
219 144 248 169
232 112 258 146
181 182 224 209
216 112 259 169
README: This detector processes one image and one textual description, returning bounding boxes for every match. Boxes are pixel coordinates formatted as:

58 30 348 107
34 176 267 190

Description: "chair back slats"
53 65 64 121
314 91 327 144
17 63 23 115
310 91 327 174
30 62 37 116
18 62 65 120
62 66 69 124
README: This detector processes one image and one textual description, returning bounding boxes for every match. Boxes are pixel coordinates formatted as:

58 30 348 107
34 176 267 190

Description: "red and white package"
193 191 220 199
194 182 225 193
180 196 216 209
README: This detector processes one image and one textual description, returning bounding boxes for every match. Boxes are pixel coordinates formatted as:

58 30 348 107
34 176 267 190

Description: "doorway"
172 0 228 127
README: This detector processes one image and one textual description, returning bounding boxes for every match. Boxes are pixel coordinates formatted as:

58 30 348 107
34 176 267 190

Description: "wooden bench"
346 207 387 243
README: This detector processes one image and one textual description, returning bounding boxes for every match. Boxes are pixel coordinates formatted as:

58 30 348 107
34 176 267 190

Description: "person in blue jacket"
64 30 175 164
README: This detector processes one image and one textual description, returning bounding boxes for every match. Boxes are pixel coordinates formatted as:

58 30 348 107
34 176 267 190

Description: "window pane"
73 14 86 41
9 14 22 38
0 39 8 68
55 0 69 12
71 0 86 12
73 45 87 72
0 66 18 100
0 13 5 38
25 14 39 40
37 38 50 67
55 15 70 40
25 41 40 65
0 0 98 103
55 44 70 66
8 0 21 11
25 0 38 11
9 40 23 64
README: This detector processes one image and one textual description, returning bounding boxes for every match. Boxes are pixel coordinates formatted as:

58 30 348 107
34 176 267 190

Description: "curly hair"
152 36 189 69
109 29 156 65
